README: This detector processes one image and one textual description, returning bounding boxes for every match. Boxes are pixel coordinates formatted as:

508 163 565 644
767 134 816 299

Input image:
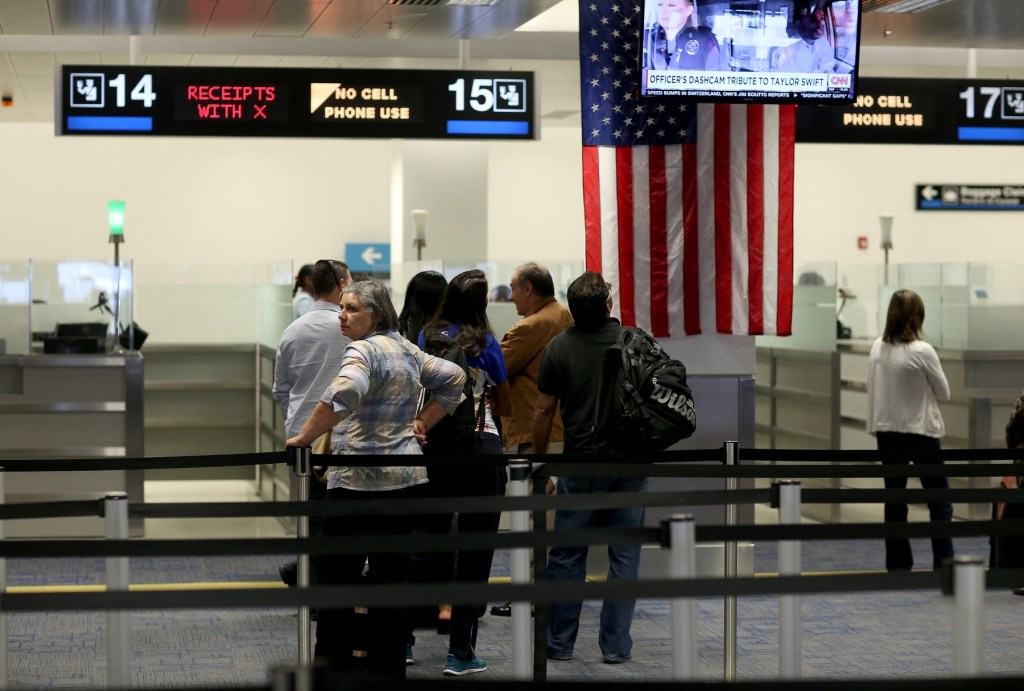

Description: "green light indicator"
107 200 126 238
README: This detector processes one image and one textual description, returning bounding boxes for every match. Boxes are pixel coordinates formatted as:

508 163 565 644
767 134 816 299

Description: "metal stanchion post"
723 441 738 682
508 459 533 680
668 514 698 680
773 480 802 679
952 555 985 676
0 468 7 689
105 492 130 688
288 446 313 667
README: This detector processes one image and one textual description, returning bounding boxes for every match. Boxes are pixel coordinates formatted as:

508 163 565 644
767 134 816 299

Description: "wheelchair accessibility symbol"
70 73 105 108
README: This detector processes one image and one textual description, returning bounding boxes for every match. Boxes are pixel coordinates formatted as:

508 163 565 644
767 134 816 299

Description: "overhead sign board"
56 66 535 140
917 184 1024 211
345 243 391 276
797 77 1024 145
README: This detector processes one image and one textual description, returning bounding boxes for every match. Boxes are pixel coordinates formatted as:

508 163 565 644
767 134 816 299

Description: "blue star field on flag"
580 1 698 148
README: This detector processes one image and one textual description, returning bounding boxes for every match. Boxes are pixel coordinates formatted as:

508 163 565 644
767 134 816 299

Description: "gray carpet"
5 536 1022 687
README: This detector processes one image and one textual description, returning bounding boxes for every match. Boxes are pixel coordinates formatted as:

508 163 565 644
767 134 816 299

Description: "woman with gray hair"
287 279 466 679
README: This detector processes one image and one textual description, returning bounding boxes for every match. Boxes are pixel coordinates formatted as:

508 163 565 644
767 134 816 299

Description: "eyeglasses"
316 259 343 285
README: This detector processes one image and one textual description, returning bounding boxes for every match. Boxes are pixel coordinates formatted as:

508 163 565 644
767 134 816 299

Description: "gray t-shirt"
537 318 622 453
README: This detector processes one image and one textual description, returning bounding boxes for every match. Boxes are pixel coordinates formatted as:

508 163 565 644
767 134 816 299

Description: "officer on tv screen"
643 0 723 72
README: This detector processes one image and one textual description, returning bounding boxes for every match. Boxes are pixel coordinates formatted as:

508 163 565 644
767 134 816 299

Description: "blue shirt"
419 326 507 436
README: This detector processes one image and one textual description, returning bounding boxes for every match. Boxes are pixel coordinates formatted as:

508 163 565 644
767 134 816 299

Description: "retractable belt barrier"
2 443 1024 687
1 445 1021 472
262 676 1024 691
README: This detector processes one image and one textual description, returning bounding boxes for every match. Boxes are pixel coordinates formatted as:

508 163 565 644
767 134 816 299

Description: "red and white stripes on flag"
583 103 795 337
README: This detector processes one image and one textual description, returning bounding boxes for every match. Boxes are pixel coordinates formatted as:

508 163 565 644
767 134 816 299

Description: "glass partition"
0 260 31 354
133 261 292 347
961 263 1024 350
840 262 1024 351
757 261 838 352
29 259 128 354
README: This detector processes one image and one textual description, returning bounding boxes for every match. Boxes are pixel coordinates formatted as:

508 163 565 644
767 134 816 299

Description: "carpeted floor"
4 481 1022 688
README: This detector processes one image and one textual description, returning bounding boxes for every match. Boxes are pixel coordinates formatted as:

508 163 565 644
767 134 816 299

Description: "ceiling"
1 0 1023 125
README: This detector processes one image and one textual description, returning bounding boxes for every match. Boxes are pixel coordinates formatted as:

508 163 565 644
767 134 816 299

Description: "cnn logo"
830 75 851 88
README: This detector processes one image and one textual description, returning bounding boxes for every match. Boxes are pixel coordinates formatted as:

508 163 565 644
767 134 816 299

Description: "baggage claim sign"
56 66 535 140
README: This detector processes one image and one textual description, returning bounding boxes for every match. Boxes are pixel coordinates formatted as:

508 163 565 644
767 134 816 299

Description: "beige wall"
0 121 584 269
2 107 1019 276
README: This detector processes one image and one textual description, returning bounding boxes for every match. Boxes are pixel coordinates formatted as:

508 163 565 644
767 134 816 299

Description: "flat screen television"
639 0 862 103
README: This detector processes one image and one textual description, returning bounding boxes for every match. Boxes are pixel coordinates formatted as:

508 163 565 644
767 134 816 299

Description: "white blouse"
866 338 950 438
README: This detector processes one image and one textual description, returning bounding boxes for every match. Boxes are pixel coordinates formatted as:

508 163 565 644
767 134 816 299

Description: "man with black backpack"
532 271 647 665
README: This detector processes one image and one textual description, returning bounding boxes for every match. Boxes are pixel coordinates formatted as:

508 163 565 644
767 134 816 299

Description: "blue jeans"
547 475 649 661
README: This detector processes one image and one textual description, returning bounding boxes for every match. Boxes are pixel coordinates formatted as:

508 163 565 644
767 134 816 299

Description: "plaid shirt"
321 330 465 491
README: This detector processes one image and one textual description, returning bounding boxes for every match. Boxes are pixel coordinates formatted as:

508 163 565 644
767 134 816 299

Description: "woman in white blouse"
867 289 954 572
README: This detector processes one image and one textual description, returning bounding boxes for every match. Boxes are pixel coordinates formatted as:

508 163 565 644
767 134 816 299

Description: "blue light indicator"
66 116 153 132
958 127 1024 142
446 120 530 136
920 200 1023 211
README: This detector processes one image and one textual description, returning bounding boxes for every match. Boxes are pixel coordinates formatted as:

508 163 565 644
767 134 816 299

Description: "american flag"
580 1 794 337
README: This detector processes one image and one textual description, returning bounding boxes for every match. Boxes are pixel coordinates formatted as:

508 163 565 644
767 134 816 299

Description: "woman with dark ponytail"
292 263 315 320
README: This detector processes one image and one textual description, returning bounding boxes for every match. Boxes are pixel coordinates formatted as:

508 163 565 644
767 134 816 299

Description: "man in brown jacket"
500 262 575 455
490 262 573 617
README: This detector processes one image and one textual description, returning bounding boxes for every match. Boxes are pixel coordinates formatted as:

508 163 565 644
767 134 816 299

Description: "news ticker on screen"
56 65 535 140
644 69 854 101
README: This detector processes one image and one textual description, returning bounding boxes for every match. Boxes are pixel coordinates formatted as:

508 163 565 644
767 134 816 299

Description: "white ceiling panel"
306 0 379 39
10 51 54 75
187 54 239 67
56 51 102 65
205 0 274 37
253 0 330 38
275 54 330 68
143 52 193 66
232 53 285 67
0 0 53 34
99 51 130 65
153 0 216 36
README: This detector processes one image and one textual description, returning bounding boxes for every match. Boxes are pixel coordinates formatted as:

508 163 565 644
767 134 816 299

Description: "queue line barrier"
1 443 1024 687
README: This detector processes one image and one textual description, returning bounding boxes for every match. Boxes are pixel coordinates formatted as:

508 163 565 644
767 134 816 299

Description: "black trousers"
407 433 507 660
446 432 507 661
877 432 954 571
315 485 418 679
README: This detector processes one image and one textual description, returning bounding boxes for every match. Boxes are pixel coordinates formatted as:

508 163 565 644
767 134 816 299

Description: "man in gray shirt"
273 259 352 585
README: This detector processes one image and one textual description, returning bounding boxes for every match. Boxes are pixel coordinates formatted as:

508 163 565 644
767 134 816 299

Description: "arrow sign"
916 184 1024 211
345 242 392 275
361 246 383 266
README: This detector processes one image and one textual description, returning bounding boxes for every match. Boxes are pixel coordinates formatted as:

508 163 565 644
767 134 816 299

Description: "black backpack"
592 326 696 452
420 330 485 455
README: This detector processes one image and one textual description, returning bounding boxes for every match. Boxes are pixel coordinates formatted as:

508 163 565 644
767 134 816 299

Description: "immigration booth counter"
0 259 143 537
0 258 295 537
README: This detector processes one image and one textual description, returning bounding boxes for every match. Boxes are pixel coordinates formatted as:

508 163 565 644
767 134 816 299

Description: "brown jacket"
499 298 574 447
